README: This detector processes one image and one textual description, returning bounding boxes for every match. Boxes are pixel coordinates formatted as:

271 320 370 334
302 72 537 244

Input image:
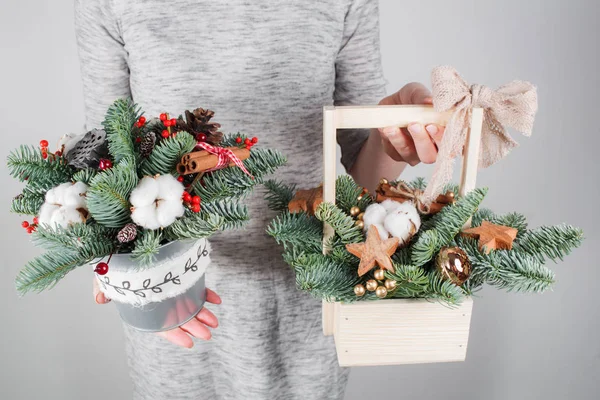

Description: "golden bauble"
384 279 397 290
357 212 365 221
373 268 385 281
379 178 389 185
435 246 471 286
375 286 388 298
350 206 361 217
446 191 455 199
354 284 366 297
365 279 378 292
355 220 364 229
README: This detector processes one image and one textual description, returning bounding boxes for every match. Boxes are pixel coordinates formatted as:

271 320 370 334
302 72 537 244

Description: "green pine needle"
131 230 163 268
267 212 323 252
7 145 73 183
335 175 372 213
314 202 364 244
514 224 584 262
264 179 297 212
102 99 140 164
16 251 90 295
72 169 98 185
201 200 249 230
140 131 197 176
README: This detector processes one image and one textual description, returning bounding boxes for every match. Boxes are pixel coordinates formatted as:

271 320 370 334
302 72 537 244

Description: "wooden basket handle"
321 104 484 336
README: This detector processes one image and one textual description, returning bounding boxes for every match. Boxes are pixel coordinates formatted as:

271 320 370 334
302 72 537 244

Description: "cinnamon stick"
177 147 250 175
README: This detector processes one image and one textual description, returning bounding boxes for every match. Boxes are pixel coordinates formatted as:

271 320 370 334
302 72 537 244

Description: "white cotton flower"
363 200 420 244
130 174 185 229
38 182 89 230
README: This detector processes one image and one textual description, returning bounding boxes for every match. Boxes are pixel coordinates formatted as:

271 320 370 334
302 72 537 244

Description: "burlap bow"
423 66 538 203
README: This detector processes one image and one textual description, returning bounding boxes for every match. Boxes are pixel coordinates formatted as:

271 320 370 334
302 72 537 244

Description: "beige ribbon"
423 66 538 203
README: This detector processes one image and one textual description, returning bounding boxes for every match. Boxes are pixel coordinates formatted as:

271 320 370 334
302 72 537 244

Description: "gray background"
0 0 598 399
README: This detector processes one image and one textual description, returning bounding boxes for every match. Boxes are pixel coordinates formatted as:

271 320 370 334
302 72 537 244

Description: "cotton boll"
384 212 413 242
45 182 71 205
131 205 161 230
156 199 185 227
51 207 85 228
38 203 60 226
156 174 184 201
63 182 88 208
130 176 159 207
381 199 404 213
370 223 389 239
396 202 421 230
362 203 387 228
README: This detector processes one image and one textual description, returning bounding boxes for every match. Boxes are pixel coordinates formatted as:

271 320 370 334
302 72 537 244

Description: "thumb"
93 277 110 304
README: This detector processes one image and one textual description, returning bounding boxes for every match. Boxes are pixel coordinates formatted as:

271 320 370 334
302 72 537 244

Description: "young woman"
76 1 445 398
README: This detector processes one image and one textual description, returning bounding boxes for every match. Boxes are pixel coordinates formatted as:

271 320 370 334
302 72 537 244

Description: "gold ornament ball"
357 212 365 221
384 279 397 290
373 268 385 281
379 178 389 185
375 286 388 298
435 246 472 286
350 206 361 217
355 220 364 229
365 279 378 292
354 284 366 297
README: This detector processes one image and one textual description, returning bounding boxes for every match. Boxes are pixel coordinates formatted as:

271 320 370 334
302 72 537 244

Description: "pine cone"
139 132 156 157
117 223 138 243
176 108 223 145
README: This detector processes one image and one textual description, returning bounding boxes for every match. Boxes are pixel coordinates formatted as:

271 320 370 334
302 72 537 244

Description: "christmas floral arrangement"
8 99 285 330
266 176 583 304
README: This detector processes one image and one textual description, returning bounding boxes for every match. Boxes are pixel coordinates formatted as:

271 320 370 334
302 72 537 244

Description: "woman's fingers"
206 288 222 305
407 123 437 164
180 317 212 341
93 278 110 304
157 328 194 348
379 127 420 166
195 307 219 329
425 124 445 148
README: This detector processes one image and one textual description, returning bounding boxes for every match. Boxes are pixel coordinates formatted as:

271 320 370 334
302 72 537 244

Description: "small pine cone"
176 108 223 145
117 223 138 243
139 132 156 157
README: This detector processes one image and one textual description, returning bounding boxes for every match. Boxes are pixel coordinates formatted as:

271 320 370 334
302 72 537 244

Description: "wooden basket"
321 104 484 367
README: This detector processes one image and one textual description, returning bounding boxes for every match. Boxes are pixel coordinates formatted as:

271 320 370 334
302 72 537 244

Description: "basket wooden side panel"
333 298 473 367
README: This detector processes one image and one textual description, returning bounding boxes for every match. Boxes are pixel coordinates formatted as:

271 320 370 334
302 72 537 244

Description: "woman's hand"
377 82 445 166
93 278 221 348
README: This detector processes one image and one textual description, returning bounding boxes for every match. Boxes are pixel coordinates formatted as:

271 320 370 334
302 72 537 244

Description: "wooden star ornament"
346 225 400 277
461 221 518 254
288 186 323 215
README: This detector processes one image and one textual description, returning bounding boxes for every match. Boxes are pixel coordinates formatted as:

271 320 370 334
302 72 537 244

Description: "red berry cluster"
98 158 113 171
40 139 49 160
160 113 178 139
182 191 201 213
234 136 258 150
134 116 146 128
22 216 39 234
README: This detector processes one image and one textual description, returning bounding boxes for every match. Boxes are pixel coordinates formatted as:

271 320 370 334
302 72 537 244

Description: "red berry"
163 120 171 127
251 137 258 144
246 145 252 150
42 152 48 159
161 130 170 138
191 204 201 213
196 133 207 142
40 140 49 148
192 196 201 205
99 158 113 170
21 221 29 228
160 113 168 121
182 192 192 203
139 116 146 124
26 226 35 234
244 138 251 145
33 217 39 225
94 262 109 275
55 150 62 156
177 176 184 182
235 137 242 144
135 137 142 143
170 118 177 126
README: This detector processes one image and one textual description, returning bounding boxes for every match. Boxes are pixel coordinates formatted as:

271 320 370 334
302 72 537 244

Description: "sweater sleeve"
74 0 131 130
334 0 387 173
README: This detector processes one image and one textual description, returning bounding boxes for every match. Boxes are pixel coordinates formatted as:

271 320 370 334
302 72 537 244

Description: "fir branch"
220 133 247 147
131 230 163 267
32 224 116 258
264 179 296 212
7 145 73 183
10 193 44 215
335 175 372 213
314 202 364 244
408 177 427 190
164 213 224 241
514 224 584 262
140 131 197 176
267 212 323 252
72 169 98 185
425 273 466 305
191 148 286 203
410 230 442 266
102 99 140 164
16 251 90 295
86 158 138 228
472 209 528 236
201 200 249 230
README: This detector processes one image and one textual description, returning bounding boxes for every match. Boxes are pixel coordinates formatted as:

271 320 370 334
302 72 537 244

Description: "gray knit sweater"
75 1 386 399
